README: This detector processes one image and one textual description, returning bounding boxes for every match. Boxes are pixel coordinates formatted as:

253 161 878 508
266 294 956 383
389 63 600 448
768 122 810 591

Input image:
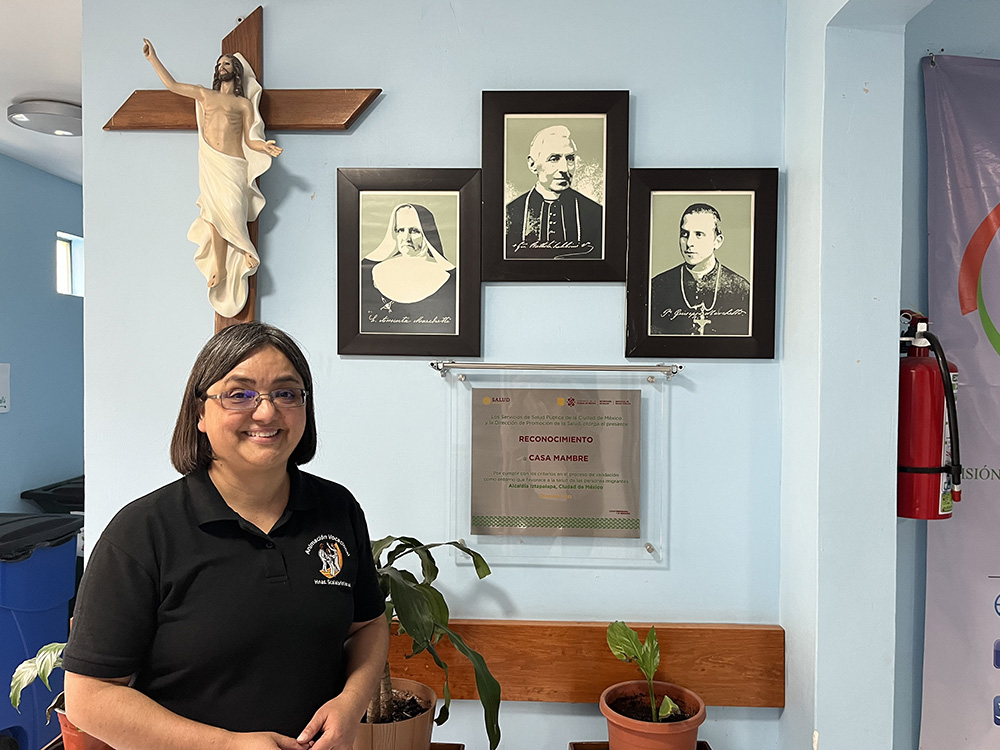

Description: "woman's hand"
230 731 311 750
296 697 361 750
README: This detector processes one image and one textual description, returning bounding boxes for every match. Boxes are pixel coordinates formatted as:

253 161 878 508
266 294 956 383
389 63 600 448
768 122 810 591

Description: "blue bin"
0 515 83 750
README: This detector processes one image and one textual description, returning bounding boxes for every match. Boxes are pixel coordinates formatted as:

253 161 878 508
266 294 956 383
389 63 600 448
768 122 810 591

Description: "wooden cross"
104 7 380 332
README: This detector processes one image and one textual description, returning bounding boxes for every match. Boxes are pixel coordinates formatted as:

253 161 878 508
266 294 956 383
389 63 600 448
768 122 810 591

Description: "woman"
63 323 388 750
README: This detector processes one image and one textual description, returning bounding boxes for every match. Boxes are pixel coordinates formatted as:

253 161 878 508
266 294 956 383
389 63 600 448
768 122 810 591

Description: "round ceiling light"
7 100 82 136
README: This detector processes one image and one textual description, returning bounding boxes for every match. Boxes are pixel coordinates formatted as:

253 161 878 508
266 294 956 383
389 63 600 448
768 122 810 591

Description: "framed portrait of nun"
337 168 482 356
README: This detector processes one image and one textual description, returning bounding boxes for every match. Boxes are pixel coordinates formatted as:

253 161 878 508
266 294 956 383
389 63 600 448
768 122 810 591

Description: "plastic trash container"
20 477 86 619
0 514 83 750
20 477 84 515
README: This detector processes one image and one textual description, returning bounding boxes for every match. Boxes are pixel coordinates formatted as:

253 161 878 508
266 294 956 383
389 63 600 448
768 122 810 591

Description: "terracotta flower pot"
56 710 113 750
599 680 706 750
353 678 438 750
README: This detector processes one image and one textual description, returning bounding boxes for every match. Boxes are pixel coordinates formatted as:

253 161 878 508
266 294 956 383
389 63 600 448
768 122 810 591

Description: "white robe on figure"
187 53 273 318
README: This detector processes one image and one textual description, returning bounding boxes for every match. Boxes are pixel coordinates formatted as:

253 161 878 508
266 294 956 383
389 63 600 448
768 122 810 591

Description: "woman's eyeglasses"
204 388 308 411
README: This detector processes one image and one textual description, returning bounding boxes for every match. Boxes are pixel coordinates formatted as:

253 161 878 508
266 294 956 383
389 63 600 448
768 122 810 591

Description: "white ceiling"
0 0 83 184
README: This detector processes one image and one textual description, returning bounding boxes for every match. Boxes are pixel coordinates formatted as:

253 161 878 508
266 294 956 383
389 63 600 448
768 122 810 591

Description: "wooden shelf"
390 619 785 708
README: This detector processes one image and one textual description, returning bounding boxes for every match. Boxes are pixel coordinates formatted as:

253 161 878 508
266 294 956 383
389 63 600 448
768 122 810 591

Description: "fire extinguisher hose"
921 329 963 493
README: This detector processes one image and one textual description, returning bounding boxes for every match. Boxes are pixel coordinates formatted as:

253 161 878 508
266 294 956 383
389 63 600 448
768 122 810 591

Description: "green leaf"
34 643 64 690
646 628 659 672
371 535 398 563
445 541 492 579
407 544 441 586
385 568 435 651
9 643 64 712
416 583 450 627
381 537 444 586
607 621 643 664
10 658 36 712
378 536 491 581
386 542 415 567
377 572 392 602
45 692 66 724
426 642 452 725
658 694 681 720
439 624 502 750
385 536 421 560
635 627 659 681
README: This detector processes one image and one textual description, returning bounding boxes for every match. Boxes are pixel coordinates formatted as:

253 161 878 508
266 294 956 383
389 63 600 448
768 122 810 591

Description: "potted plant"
600 621 706 750
358 535 501 750
9 642 112 750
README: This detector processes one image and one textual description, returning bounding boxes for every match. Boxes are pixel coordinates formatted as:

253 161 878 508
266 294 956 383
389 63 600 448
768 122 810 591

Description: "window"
56 232 84 297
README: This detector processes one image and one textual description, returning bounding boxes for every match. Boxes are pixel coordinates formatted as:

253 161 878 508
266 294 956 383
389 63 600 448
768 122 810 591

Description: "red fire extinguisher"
898 310 962 519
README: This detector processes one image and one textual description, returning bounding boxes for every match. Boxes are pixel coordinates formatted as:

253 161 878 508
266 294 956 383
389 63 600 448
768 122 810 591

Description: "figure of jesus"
142 39 282 318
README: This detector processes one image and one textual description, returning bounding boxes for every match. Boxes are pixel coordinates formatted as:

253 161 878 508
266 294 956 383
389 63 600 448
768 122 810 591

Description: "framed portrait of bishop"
482 90 629 282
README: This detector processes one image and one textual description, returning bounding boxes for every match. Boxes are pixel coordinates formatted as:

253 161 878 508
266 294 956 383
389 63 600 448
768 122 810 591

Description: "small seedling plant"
606 621 681 722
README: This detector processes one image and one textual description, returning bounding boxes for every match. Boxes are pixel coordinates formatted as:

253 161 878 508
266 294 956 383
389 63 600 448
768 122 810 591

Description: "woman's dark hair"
170 322 316 474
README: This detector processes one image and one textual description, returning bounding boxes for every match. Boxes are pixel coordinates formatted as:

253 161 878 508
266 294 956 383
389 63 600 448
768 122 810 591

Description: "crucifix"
692 307 711 335
105 7 380 332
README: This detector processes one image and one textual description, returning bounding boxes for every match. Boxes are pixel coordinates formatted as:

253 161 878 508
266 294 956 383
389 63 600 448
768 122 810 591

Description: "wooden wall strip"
388 620 784 708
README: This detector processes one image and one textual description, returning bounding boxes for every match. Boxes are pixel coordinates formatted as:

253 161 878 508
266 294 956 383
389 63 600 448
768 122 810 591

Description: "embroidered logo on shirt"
318 540 343 578
305 534 352 586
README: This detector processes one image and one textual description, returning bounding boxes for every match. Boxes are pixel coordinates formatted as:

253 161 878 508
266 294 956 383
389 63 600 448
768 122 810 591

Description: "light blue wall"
783 1 934 748
0 153 83 513
80 0 962 746
820 21 906 748
82 1 783 748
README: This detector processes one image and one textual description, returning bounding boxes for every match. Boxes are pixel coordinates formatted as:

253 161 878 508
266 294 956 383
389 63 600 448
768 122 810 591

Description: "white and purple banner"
922 54 1000 748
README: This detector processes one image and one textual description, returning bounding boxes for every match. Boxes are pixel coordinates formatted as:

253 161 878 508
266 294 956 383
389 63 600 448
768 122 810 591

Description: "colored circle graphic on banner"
958 201 1000 356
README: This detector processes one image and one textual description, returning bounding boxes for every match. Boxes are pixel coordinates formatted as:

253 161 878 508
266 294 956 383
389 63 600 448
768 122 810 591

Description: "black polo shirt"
63 466 385 736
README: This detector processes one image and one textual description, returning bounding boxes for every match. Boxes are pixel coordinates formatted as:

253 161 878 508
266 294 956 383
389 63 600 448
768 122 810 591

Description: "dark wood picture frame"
625 168 778 359
482 90 629 282
337 168 482 356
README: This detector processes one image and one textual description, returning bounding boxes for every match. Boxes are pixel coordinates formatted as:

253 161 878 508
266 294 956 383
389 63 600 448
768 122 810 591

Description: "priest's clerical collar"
686 256 718 280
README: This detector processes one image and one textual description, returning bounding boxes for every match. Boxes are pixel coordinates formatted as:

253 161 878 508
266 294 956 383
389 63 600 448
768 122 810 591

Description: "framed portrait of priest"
625 168 778 359
481 90 629 282
337 168 482 356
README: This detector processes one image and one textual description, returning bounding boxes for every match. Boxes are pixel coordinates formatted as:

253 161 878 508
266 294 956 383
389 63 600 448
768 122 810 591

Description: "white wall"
0 153 83 513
